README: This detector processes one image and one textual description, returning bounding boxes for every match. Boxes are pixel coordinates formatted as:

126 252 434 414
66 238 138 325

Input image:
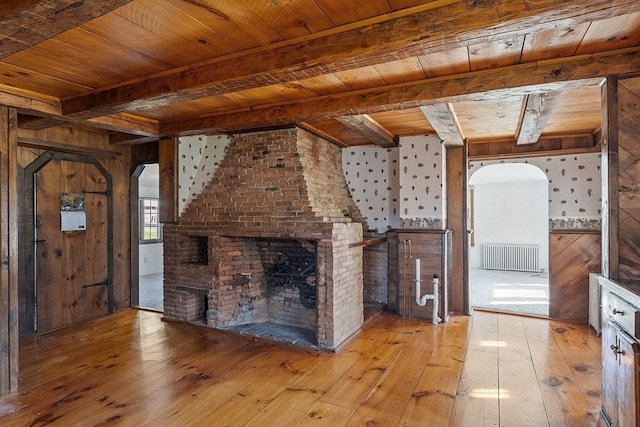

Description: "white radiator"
482 243 540 273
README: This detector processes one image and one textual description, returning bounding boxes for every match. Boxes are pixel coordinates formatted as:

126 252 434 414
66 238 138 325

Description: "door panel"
35 159 64 332
35 158 109 333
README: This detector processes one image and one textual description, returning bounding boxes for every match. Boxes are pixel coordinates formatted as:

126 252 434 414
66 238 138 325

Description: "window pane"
140 198 161 242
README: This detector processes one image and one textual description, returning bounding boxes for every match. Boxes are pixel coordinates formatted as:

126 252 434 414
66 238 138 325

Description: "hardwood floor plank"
522 316 601 427
399 315 470 427
549 319 602 411
0 309 602 427
189 347 328 426
496 314 548 427
320 320 412 411
297 401 354 426
345 319 440 425
450 310 500 427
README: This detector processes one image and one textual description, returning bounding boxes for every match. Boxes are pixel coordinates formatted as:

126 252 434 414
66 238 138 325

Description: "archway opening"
468 163 549 317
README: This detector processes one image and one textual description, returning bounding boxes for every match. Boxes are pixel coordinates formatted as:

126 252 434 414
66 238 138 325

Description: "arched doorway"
468 163 549 316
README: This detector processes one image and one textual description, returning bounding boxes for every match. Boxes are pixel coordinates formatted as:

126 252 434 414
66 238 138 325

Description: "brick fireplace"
163 128 365 349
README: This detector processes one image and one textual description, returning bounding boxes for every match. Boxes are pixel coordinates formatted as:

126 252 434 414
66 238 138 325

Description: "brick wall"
163 128 364 350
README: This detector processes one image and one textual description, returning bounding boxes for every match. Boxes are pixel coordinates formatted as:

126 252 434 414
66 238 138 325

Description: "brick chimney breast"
163 127 365 350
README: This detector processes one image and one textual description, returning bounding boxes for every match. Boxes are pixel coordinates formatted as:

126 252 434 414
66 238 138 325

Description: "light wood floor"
0 309 603 426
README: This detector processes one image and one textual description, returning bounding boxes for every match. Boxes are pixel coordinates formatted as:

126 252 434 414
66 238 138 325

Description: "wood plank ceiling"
1 0 640 152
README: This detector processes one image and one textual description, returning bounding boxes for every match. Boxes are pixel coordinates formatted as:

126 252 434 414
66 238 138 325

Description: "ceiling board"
373 57 426 85
576 11 640 55
542 86 602 135
468 35 526 72
417 46 470 78
454 97 525 142
313 0 392 25
0 0 638 148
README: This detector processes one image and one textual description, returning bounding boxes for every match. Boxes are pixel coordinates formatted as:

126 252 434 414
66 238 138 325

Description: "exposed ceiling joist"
161 48 640 136
516 92 561 145
335 115 397 148
18 115 64 131
0 0 134 59
297 122 348 148
109 133 159 146
58 0 638 119
17 110 159 137
419 104 464 147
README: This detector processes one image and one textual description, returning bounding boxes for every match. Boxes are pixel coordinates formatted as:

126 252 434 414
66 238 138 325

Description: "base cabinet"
602 320 640 426
600 279 640 427
387 229 451 323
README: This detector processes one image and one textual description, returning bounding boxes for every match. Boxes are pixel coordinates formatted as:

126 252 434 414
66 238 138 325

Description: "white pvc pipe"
415 263 441 324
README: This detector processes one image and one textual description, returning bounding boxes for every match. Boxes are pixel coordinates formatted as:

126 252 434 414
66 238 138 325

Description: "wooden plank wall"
446 144 468 314
616 76 640 279
549 231 601 324
0 107 19 393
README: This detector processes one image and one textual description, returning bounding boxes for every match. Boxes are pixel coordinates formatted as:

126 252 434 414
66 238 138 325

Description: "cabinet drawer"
606 292 640 340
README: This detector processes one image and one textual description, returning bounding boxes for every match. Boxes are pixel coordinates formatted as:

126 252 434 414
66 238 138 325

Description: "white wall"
342 145 400 232
139 164 163 276
469 179 549 270
469 153 602 230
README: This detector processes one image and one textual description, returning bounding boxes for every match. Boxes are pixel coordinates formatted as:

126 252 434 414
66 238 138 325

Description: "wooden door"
34 157 110 332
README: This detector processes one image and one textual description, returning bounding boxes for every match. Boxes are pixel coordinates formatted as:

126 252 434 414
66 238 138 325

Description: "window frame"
139 197 162 244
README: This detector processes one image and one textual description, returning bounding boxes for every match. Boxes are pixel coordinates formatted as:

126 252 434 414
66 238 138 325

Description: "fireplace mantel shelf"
349 237 387 248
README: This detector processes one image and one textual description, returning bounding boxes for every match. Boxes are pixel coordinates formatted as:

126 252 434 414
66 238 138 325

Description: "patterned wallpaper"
177 132 599 232
469 153 602 230
398 135 446 229
342 135 445 231
342 145 400 232
178 135 231 214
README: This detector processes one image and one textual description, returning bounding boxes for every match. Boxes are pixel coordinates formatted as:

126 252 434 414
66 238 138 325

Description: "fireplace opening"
213 237 318 347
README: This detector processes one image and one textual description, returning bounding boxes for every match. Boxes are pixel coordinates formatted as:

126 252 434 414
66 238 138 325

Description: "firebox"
207 237 317 333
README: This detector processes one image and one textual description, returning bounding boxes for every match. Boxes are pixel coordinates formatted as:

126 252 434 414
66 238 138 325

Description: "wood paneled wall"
602 75 640 280
549 231 601 324
0 107 19 394
446 144 468 314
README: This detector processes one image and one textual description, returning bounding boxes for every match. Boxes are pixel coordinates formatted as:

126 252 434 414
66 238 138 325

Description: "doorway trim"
23 151 114 330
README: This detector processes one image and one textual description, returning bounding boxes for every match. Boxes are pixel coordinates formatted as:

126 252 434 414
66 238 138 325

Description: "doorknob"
34 239 46 244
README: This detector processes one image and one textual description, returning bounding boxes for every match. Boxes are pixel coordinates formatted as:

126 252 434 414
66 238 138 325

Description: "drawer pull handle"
612 308 625 316
611 344 624 355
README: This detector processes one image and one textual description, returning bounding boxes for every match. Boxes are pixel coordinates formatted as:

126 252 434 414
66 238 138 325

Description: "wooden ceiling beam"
161 47 640 136
297 122 349 148
468 135 599 160
419 104 464 147
18 115 64 131
515 92 561 145
335 115 397 148
59 0 638 119
0 0 134 60
109 132 159 146
15 109 159 136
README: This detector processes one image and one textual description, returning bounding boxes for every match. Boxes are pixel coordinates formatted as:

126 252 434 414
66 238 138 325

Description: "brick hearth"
163 128 365 349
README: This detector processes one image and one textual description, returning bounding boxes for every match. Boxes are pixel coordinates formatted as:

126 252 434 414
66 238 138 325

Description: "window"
140 198 161 242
